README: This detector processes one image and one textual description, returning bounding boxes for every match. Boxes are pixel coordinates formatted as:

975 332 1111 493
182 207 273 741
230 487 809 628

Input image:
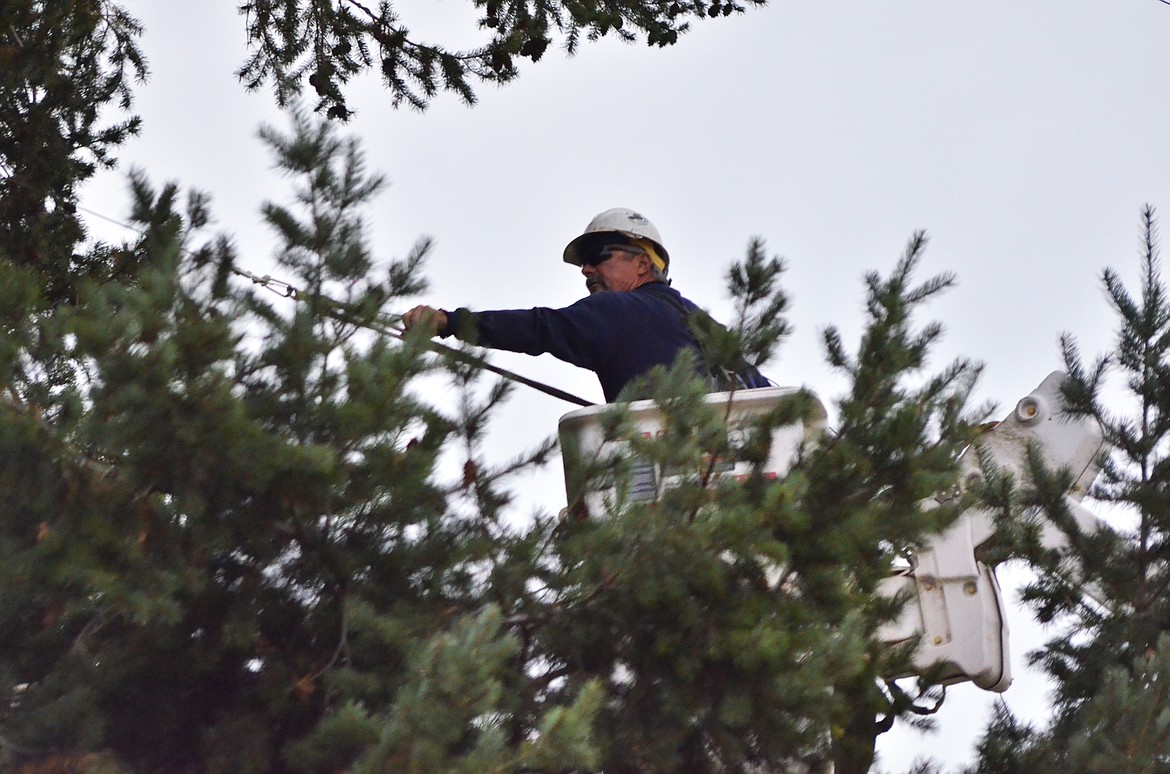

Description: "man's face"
581 246 650 294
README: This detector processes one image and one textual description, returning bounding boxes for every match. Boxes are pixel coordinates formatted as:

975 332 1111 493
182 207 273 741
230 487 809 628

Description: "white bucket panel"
558 387 826 516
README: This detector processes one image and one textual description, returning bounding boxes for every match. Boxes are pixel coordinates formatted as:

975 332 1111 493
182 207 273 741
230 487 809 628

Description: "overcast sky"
81 1 1170 769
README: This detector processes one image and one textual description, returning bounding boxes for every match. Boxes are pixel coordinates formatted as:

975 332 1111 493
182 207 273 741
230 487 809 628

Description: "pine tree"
0 0 145 306
1 99 992 768
967 206 1170 772
2 6 1001 771
0 107 602 771
236 0 767 116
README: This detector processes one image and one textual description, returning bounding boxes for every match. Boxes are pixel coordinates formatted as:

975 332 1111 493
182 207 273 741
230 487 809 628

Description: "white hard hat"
562 207 670 269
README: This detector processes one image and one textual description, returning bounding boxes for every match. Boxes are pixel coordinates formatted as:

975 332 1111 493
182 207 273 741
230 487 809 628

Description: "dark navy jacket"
441 283 769 402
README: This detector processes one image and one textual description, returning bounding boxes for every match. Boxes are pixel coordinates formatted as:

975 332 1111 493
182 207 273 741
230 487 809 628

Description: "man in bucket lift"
402 207 770 402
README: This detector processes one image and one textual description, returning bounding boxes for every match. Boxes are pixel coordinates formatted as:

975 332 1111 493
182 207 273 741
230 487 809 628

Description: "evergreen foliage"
236 0 766 115
2 5 1007 772
0 97 606 769
967 206 1170 772
0 112 990 773
0 0 145 306
968 637 1170 773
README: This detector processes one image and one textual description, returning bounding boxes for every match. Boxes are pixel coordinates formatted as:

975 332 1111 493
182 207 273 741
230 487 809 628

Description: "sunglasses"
582 244 646 267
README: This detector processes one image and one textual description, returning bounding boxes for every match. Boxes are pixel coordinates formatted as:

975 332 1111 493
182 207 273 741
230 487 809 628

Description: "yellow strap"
632 239 666 272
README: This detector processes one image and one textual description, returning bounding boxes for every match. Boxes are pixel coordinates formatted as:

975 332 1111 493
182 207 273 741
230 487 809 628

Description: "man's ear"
637 254 654 275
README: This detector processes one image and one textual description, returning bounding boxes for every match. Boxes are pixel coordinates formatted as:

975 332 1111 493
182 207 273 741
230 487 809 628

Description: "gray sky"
82 1 1170 769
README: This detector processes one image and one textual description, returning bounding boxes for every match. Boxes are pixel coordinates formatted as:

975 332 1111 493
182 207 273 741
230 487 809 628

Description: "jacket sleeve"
439 298 616 372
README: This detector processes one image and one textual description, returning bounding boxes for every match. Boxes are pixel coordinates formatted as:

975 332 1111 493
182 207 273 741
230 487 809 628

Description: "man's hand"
402 305 448 336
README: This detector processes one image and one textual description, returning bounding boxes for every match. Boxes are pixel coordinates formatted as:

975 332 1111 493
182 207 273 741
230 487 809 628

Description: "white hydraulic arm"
878 371 1105 691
